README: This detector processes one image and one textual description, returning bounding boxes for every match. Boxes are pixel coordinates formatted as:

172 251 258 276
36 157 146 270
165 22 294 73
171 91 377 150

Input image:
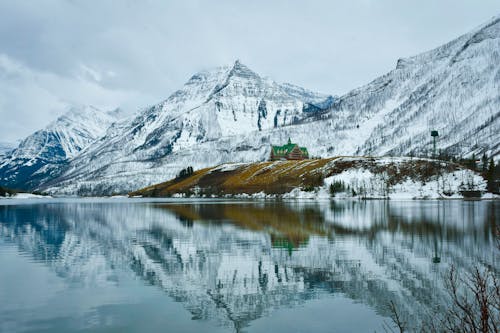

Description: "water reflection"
0 199 498 332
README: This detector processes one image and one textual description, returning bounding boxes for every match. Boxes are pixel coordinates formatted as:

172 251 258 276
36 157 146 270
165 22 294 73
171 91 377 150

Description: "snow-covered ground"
0 192 51 199
323 165 486 200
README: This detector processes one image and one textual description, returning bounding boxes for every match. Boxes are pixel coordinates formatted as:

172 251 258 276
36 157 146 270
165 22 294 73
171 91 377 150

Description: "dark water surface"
0 198 498 333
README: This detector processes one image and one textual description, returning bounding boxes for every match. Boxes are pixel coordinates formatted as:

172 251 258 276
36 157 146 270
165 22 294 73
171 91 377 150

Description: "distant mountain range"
1 15 499 195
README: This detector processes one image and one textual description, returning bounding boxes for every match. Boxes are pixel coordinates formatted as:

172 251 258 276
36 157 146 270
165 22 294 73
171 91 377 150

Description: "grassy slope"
131 157 336 197
130 156 483 198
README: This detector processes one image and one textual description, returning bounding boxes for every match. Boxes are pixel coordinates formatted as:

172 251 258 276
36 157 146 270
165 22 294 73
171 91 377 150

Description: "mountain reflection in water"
0 199 498 332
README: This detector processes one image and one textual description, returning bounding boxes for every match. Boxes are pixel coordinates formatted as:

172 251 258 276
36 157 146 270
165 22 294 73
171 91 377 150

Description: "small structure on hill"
431 130 439 158
270 138 309 161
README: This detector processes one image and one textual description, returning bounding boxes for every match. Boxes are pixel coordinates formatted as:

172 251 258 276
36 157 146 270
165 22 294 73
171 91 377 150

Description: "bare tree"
384 266 499 333
383 300 407 333
440 266 499 333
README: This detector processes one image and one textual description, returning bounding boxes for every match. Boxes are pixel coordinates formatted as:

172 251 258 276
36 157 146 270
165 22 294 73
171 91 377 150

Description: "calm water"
0 198 498 333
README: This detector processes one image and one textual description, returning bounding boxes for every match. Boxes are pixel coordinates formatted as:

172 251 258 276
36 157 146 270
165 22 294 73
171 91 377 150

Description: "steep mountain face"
46 16 499 195
0 106 124 190
330 16 500 158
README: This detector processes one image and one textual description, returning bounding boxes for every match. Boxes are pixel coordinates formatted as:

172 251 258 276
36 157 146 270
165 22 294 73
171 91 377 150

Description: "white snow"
323 159 487 199
0 105 125 189
211 163 247 172
9 193 50 199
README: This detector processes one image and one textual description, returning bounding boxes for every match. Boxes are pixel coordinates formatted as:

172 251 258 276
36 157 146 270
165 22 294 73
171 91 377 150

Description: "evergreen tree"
177 166 194 179
481 152 488 172
487 158 497 193
470 153 477 171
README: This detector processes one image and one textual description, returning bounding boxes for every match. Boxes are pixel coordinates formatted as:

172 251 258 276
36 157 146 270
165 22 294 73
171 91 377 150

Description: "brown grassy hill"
131 158 335 197
130 157 488 199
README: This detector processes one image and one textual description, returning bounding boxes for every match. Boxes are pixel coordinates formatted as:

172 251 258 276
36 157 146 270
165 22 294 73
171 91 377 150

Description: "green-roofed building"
270 138 309 161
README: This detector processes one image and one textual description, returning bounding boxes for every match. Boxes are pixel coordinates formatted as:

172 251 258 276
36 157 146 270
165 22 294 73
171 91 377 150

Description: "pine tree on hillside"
487 158 498 193
481 152 488 172
470 153 477 171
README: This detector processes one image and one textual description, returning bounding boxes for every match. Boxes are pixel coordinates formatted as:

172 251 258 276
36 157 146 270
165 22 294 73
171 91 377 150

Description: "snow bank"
7 193 51 199
324 163 487 199
211 163 247 172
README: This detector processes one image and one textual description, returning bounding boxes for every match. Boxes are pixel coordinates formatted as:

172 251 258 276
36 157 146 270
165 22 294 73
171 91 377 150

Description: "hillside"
130 157 488 199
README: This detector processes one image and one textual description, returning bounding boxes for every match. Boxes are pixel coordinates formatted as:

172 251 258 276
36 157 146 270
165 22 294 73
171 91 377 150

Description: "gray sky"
1 0 499 142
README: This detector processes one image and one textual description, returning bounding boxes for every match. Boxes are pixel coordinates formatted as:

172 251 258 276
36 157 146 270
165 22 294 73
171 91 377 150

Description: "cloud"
0 54 154 141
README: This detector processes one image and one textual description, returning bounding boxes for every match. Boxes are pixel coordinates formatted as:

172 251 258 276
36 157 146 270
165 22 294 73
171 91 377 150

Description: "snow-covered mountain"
0 141 16 158
43 61 333 194
330 15 500 158
36 16 500 194
0 106 124 190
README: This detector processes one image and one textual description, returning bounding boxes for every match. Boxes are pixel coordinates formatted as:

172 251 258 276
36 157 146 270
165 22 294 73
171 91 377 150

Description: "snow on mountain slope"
0 106 124 190
329 15 500 158
46 16 499 195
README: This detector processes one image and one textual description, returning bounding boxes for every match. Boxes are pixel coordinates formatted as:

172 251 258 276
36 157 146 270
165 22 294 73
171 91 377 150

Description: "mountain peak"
185 60 257 85
171 60 263 105
227 59 259 80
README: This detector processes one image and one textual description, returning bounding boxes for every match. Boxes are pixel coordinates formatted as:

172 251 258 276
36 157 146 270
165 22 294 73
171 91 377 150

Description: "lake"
0 198 498 332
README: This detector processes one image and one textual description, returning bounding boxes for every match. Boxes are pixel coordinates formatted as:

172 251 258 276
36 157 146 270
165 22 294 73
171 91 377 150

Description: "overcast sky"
1 0 499 143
